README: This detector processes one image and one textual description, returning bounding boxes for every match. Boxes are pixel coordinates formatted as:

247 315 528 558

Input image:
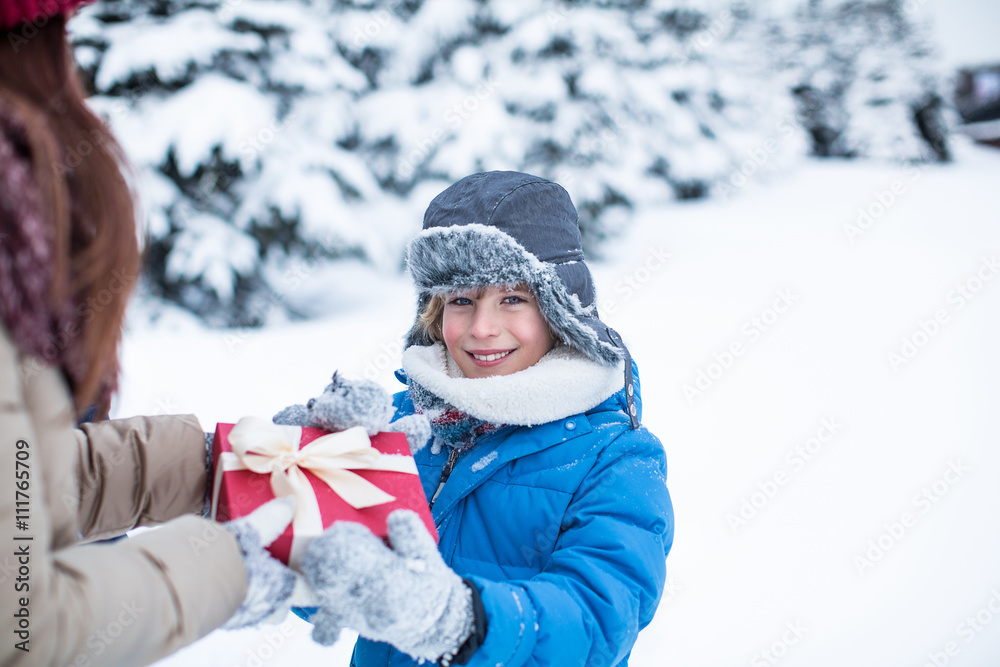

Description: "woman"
1 2 301 665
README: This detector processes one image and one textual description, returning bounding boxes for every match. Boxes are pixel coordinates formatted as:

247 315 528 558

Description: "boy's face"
441 285 555 378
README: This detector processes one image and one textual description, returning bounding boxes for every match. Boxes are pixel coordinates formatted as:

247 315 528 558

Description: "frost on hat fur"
404 171 624 366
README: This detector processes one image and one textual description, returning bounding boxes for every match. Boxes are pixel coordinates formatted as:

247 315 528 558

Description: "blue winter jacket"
351 359 674 666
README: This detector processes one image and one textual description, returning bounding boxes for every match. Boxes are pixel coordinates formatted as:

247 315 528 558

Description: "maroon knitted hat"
0 0 93 30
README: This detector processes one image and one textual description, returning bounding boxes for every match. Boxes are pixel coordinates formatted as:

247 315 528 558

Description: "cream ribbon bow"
212 416 418 565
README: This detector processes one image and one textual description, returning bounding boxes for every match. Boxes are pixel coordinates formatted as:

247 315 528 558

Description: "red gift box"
211 417 437 567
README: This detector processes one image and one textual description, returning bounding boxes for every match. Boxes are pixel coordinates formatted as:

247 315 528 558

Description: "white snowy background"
86 1 1000 665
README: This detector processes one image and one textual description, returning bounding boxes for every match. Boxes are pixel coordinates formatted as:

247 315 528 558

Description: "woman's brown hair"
0 15 140 414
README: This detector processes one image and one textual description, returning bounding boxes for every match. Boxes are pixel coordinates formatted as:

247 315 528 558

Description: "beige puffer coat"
0 325 247 666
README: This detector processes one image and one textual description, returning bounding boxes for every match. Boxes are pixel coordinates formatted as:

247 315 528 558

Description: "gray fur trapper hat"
404 170 626 367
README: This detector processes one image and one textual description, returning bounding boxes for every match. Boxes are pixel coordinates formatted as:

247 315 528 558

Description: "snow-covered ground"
118 138 1000 666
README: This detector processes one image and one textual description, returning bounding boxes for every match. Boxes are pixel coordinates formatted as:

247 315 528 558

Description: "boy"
302 171 674 666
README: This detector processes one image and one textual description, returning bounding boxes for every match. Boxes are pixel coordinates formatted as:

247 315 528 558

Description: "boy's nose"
468 307 501 338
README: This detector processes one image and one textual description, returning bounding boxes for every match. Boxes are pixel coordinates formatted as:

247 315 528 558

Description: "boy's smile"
442 285 555 378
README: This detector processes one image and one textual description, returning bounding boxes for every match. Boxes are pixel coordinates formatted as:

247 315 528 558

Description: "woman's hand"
221 497 315 628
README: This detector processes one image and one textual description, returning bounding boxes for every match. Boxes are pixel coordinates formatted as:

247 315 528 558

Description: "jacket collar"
401 342 623 427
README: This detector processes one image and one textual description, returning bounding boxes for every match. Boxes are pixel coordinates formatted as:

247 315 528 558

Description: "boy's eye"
503 294 531 305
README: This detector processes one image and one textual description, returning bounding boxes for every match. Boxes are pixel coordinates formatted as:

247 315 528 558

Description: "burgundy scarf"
409 377 503 454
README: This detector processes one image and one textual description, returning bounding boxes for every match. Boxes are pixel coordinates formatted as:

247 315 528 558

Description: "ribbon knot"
276 450 302 470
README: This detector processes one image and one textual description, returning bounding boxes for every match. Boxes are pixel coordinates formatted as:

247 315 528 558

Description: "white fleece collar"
401 343 624 426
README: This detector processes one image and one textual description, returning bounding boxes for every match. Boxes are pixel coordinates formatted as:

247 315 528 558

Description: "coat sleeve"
0 332 247 667
465 426 674 667
71 415 211 543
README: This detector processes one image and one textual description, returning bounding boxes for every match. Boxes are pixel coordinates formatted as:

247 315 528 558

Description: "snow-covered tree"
73 0 947 326
70 0 800 324
72 0 396 326
770 0 950 162
335 0 801 248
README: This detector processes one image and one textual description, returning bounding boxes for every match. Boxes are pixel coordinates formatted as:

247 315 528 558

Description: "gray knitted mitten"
301 510 474 663
221 497 300 629
273 372 432 453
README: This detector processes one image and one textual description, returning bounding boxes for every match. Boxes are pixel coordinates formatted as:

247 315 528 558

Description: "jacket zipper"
427 427 512 511
429 447 460 510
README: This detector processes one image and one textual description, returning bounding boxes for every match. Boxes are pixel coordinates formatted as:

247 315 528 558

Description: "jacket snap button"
565 420 576 430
